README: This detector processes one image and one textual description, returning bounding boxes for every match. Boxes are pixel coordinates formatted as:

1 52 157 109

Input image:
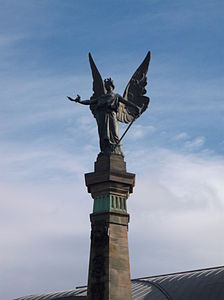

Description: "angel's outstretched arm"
67 95 97 105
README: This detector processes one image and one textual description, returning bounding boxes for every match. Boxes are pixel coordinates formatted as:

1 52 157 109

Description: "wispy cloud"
173 132 189 141
0 181 91 299
184 136 206 151
129 148 224 277
125 124 156 140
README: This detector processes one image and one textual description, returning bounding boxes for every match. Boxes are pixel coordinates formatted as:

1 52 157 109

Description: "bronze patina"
68 52 151 155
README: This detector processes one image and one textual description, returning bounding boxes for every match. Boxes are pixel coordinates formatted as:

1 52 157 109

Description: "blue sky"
0 1 224 299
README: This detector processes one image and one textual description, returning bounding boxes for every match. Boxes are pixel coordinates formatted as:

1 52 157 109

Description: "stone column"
85 154 135 300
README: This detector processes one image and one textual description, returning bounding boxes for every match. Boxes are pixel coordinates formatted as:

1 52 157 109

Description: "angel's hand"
67 95 81 103
74 94 81 102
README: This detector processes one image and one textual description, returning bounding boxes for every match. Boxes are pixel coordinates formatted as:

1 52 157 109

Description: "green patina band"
93 194 127 213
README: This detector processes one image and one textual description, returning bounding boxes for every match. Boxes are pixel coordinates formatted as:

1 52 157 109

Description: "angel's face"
104 78 115 93
106 85 114 93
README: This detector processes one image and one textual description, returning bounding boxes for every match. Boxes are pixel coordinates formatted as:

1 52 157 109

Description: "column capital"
85 154 135 199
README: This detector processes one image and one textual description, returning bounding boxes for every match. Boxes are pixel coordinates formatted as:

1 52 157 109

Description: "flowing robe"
93 92 122 155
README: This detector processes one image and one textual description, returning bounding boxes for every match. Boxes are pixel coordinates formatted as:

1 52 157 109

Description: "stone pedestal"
85 154 135 300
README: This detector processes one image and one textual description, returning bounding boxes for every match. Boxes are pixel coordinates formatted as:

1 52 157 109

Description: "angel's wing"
88 52 106 117
117 51 151 123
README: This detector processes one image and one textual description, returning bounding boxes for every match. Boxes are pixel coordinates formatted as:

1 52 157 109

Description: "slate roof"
15 265 224 300
132 265 224 300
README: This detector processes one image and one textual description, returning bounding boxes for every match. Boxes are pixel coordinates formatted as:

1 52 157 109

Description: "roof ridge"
133 265 224 280
75 265 224 289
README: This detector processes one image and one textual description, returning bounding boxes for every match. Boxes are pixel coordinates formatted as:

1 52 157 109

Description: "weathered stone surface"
86 155 134 300
94 154 127 173
85 154 135 198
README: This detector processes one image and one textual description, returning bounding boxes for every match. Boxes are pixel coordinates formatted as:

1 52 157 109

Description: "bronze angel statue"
67 52 151 156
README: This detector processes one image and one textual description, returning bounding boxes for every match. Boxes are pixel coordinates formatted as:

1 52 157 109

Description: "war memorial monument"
67 51 151 300
16 53 224 300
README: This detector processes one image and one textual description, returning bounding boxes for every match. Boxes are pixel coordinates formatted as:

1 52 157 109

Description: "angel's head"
104 78 115 92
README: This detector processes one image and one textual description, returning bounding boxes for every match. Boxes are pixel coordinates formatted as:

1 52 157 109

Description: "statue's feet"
99 141 124 157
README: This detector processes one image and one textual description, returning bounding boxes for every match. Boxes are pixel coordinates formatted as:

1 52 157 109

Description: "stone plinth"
85 154 135 300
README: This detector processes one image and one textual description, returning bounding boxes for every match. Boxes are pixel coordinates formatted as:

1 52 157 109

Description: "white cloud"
173 132 189 141
128 149 224 277
184 136 206 151
0 140 93 183
126 124 156 140
0 181 91 299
